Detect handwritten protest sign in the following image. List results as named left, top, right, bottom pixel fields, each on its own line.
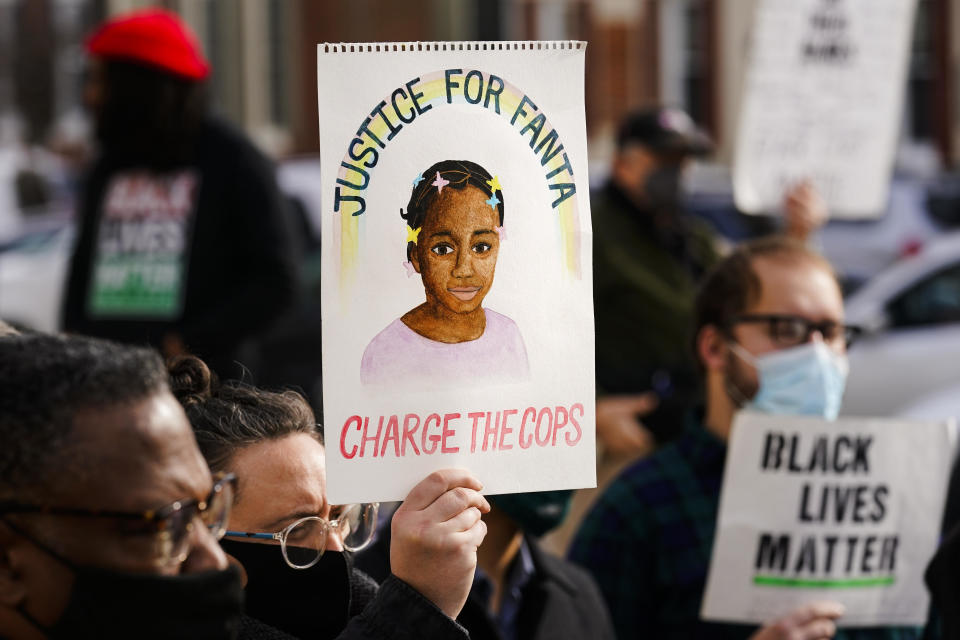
left=317, top=42, right=595, bottom=504
left=733, top=0, right=917, bottom=219
left=702, top=412, right=955, bottom=626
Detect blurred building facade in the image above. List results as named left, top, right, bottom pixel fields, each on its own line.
left=2, top=0, right=958, bottom=173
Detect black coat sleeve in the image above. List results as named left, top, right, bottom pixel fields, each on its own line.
left=337, top=575, right=468, bottom=640
left=177, top=139, right=299, bottom=356
left=61, top=164, right=107, bottom=334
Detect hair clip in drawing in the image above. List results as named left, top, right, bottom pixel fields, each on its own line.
left=432, top=171, right=450, bottom=193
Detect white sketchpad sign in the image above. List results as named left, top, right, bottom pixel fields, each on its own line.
left=702, top=412, right=954, bottom=627
left=733, top=0, right=917, bottom=219
left=317, top=41, right=595, bottom=504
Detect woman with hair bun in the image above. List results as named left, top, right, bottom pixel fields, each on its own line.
left=168, top=355, right=490, bottom=640
left=361, top=159, right=529, bottom=388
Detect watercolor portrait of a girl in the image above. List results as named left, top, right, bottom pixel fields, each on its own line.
left=360, top=159, right=529, bottom=387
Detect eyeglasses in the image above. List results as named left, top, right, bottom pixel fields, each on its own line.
left=729, top=314, right=862, bottom=348
left=0, top=473, right=236, bottom=567
left=225, top=502, right=379, bottom=569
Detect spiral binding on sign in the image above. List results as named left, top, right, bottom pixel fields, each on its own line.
left=320, top=41, right=586, bottom=54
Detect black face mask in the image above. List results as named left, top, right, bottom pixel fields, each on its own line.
left=221, top=539, right=353, bottom=640
left=6, top=518, right=244, bottom=640
left=644, top=165, right=683, bottom=213
left=45, top=565, right=245, bottom=640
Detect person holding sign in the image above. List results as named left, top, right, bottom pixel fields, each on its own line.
left=169, top=355, right=487, bottom=640
left=592, top=108, right=828, bottom=454
left=361, top=160, right=529, bottom=388
left=570, top=237, right=917, bottom=639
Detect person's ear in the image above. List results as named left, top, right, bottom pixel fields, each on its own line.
left=697, top=325, right=728, bottom=373
left=0, top=522, right=27, bottom=607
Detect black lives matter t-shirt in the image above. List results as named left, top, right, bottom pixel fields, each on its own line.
left=63, top=117, right=297, bottom=370
left=88, top=171, right=199, bottom=318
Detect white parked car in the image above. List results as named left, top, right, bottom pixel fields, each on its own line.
left=0, top=219, right=73, bottom=332
left=843, top=232, right=960, bottom=418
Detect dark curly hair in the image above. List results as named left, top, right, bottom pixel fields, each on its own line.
left=168, top=355, right=320, bottom=475
left=401, top=159, right=504, bottom=261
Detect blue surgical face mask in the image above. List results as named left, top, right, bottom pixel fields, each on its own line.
left=729, top=341, right=849, bottom=420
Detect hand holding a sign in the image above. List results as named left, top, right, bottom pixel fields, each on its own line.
left=390, top=469, right=491, bottom=619
left=749, top=601, right=845, bottom=640
left=596, top=393, right=658, bottom=458
left=783, top=181, right=828, bottom=243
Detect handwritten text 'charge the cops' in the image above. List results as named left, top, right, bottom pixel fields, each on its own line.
left=339, top=404, right=585, bottom=459
left=334, top=69, right=577, bottom=217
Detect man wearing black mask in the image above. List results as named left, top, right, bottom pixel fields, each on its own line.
left=592, top=107, right=827, bottom=456
left=63, top=8, right=297, bottom=382
left=0, top=333, right=244, bottom=639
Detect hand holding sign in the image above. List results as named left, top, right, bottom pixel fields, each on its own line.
left=596, top=393, right=658, bottom=458
left=732, top=0, right=919, bottom=218
left=390, top=469, right=490, bottom=619
left=749, top=601, right=845, bottom=640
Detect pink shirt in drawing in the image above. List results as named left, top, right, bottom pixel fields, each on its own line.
left=361, top=308, right=529, bottom=388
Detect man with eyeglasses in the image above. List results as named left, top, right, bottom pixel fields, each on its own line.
left=0, top=332, right=242, bottom=638
left=0, top=334, right=487, bottom=640
left=570, top=237, right=919, bottom=639
left=593, top=108, right=829, bottom=457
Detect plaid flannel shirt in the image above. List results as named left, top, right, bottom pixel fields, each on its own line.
left=568, top=417, right=922, bottom=640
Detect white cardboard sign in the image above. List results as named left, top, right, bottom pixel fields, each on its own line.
left=702, top=412, right=954, bottom=627
left=317, top=42, right=595, bottom=504
left=733, top=0, right=917, bottom=219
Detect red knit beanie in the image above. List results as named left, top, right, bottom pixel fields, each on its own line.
left=86, top=8, right=210, bottom=80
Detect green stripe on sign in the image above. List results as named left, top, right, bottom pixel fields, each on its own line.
left=754, top=576, right=895, bottom=589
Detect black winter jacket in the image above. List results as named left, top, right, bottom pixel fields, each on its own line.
left=239, top=575, right=468, bottom=640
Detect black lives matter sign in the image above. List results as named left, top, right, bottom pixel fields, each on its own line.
left=755, top=432, right=897, bottom=586
left=702, top=413, right=953, bottom=627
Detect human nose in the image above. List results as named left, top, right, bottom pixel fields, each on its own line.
left=451, top=247, right=473, bottom=278
left=179, top=517, right=229, bottom=574
left=326, top=525, right=345, bottom=553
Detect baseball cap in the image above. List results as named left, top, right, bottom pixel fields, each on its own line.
left=86, top=8, right=210, bottom=81
left=617, top=106, right=713, bottom=156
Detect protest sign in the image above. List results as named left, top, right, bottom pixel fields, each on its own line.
left=733, top=0, right=917, bottom=219
left=701, top=412, right=955, bottom=626
left=317, top=42, right=595, bottom=504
